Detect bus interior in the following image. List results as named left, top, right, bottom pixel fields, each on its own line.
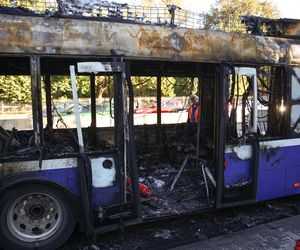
left=0, top=56, right=292, bottom=221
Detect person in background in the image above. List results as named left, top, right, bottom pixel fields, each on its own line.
left=188, top=94, right=199, bottom=123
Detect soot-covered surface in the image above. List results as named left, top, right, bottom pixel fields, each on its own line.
left=59, top=196, right=300, bottom=250
left=139, top=162, right=213, bottom=218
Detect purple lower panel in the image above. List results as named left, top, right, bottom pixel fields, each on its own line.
left=285, top=166, right=300, bottom=196
left=36, top=168, right=120, bottom=207
left=92, top=186, right=120, bottom=207
left=224, top=153, right=251, bottom=186
left=257, top=144, right=300, bottom=202
left=256, top=168, right=285, bottom=202
left=259, top=146, right=300, bottom=171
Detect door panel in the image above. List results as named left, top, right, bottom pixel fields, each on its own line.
left=216, top=65, right=259, bottom=208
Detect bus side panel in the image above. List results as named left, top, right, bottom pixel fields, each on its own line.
left=256, top=168, right=285, bottom=201
left=285, top=166, right=300, bottom=196
left=41, top=168, right=120, bottom=206
left=2, top=157, right=120, bottom=207
left=256, top=143, right=300, bottom=202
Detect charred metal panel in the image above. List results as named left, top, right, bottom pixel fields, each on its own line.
left=1, top=156, right=117, bottom=188
left=0, top=14, right=296, bottom=64
left=257, top=138, right=300, bottom=201
left=242, top=16, right=300, bottom=40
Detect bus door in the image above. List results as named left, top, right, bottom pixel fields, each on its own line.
left=70, top=61, right=141, bottom=233
left=216, top=65, right=259, bottom=208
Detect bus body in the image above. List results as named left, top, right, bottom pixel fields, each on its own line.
left=0, top=4, right=300, bottom=250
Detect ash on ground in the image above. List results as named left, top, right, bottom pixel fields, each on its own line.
left=138, top=162, right=213, bottom=218
left=60, top=197, right=299, bottom=250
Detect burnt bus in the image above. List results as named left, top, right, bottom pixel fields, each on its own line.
left=0, top=3, right=300, bottom=250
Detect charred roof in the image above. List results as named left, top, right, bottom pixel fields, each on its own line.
left=0, top=2, right=299, bottom=66
left=241, top=16, right=300, bottom=39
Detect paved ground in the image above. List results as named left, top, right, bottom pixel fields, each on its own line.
left=172, top=214, right=300, bottom=250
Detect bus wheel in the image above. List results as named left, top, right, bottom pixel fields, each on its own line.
left=0, top=183, right=76, bottom=250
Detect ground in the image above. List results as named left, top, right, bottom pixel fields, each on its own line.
left=59, top=196, right=300, bottom=250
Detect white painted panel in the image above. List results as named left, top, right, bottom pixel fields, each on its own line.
left=225, top=145, right=252, bottom=159
left=90, top=157, right=116, bottom=188
left=232, top=145, right=252, bottom=160
left=226, top=138, right=300, bottom=154
left=234, top=67, right=256, bottom=77
left=260, top=138, right=300, bottom=148
left=2, top=158, right=77, bottom=175
left=77, top=62, right=112, bottom=73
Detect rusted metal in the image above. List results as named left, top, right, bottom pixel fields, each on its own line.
left=44, top=75, right=53, bottom=128
left=156, top=76, right=162, bottom=144
left=156, top=76, right=162, bottom=125
left=30, top=55, right=43, bottom=146
left=90, top=74, right=96, bottom=128
left=0, top=14, right=299, bottom=65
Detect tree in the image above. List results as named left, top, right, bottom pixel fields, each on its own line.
left=204, top=0, right=279, bottom=32
left=49, top=76, right=90, bottom=100
left=0, top=76, right=31, bottom=103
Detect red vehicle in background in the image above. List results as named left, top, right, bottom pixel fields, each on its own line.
left=134, top=100, right=182, bottom=114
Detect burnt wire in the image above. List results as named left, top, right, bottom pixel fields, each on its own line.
left=52, top=101, right=82, bottom=148
left=241, top=76, right=252, bottom=114
left=52, top=102, right=68, bottom=129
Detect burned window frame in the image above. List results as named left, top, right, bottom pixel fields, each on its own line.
left=288, top=67, right=300, bottom=136
left=225, top=63, right=287, bottom=143
left=0, top=56, right=127, bottom=159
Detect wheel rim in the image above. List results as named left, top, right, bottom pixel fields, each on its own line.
left=7, top=192, right=63, bottom=243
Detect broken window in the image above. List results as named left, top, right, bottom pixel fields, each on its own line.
left=0, top=75, right=33, bottom=131
left=45, top=75, right=93, bottom=129
left=0, top=75, right=33, bottom=156
left=227, top=65, right=285, bottom=141
left=37, top=59, right=121, bottom=155
left=132, top=76, right=197, bottom=126
left=132, top=76, right=158, bottom=125
left=160, top=77, right=196, bottom=125
left=291, top=68, right=300, bottom=100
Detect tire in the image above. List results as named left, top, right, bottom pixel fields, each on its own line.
left=0, top=183, right=76, bottom=250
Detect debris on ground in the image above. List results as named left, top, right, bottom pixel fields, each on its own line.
left=154, top=229, right=173, bottom=240
left=60, top=197, right=299, bottom=250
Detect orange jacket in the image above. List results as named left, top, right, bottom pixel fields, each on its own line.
left=188, top=105, right=199, bottom=123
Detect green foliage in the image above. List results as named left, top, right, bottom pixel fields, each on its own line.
left=0, top=0, right=57, bottom=12
left=132, top=77, right=157, bottom=97
left=0, top=76, right=31, bottom=103
left=50, top=76, right=90, bottom=99
left=0, top=0, right=10, bottom=6
left=173, top=77, right=198, bottom=96
left=132, top=76, right=196, bottom=97
left=0, top=74, right=199, bottom=104
left=205, top=0, right=279, bottom=32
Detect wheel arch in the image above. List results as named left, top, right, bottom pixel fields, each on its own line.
left=0, top=173, right=80, bottom=221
